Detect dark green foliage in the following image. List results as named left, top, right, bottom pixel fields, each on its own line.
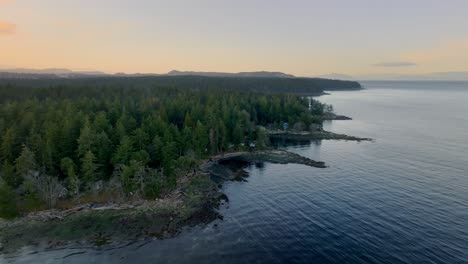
left=256, top=127, right=269, bottom=149
left=112, top=136, right=134, bottom=165
left=81, top=151, right=98, bottom=183
left=0, top=76, right=361, bottom=102
left=0, top=182, right=18, bottom=218
left=61, top=157, right=79, bottom=197
left=14, top=145, right=36, bottom=182
left=119, top=160, right=144, bottom=194
left=0, top=81, right=328, bottom=211
left=1, top=126, right=18, bottom=163
left=21, top=190, right=43, bottom=212
left=1, top=160, right=17, bottom=187
left=143, top=180, right=162, bottom=199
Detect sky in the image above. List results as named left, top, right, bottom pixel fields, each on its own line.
left=1, top=0, right=468, bottom=76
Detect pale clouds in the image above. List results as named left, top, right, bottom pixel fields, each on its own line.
left=402, top=38, right=468, bottom=62
left=0, top=0, right=15, bottom=35
left=374, top=62, right=417, bottom=67
left=401, top=38, right=468, bottom=71
left=0, top=20, right=15, bottom=35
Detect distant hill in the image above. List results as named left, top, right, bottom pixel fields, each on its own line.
left=1, top=68, right=74, bottom=75
left=0, top=68, right=362, bottom=94
left=1, top=68, right=295, bottom=79
left=167, top=70, right=295, bottom=78
left=0, top=75, right=362, bottom=96
left=316, top=73, right=354, bottom=80
left=0, top=72, right=58, bottom=79
left=0, top=68, right=107, bottom=78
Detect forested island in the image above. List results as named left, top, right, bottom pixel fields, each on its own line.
left=0, top=76, right=366, bottom=251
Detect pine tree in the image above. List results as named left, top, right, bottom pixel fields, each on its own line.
left=94, top=132, right=112, bottom=178
left=150, top=135, right=163, bottom=166
left=161, top=142, right=177, bottom=177
left=183, top=112, right=193, bottom=128
left=61, top=157, right=79, bottom=197
left=132, top=128, right=149, bottom=151
left=81, top=151, right=98, bottom=183
left=0, top=126, right=17, bottom=163
left=77, top=118, right=95, bottom=159
left=1, top=160, right=17, bottom=187
left=14, top=145, right=37, bottom=180
left=93, top=111, right=111, bottom=133
left=232, top=123, right=244, bottom=145
left=0, top=182, right=18, bottom=218
left=194, top=121, right=208, bottom=155
left=256, top=127, right=268, bottom=149
left=112, top=136, right=134, bottom=165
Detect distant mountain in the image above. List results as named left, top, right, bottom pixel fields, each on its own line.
left=2, top=68, right=74, bottom=75
left=2, top=68, right=467, bottom=81
left=0, top=68, right=107, bottom=78
left=0, top=72, right=58, bottom=79
left=316, top=73, right=354, bottom=80
left=167, top=70, right=295, bottom=78
left=0, top=68, right=296, bottom=79
left=114, top=72, right=161, bottom=77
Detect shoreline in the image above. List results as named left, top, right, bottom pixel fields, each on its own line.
left=0, top=130, right=371, bottom=254
left=268, top=130, right=372, bottom=142
left=0, top=149, right=327, bottom=253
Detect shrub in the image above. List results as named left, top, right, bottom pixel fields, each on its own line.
left=0, top=183, right=18, bottom=219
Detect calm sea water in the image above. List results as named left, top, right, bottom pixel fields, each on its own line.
left=4, top=81, right=468, bottom=264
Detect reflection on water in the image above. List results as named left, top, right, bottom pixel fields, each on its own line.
left=3, top=81, right=468, bottom=264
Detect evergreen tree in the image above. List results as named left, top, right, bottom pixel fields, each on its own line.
left=94, top=132, right=112, bottom=178
left=14, top=145, right=37, bottom=181
left=256, top=127, right=268, bottom=149
left=149, top=135, right=163, bottom=166
left=61, top=157, right=79, bottom=197
left=1, top=126, right=18, bottom=163
left=81, top=151, right=98, bottom=183
left=77, top=118, right=95, bottom=158
left=183, top=112, right=193, bottom=128
left=1, top=160, right=17, bottom=187
left=161, top=142, right=177, bottom=177
left=232, top=124, right=244, bottom=145
left=132, top=128, right=149, bottom=151
left=0, top=182, right=18, bottom=218
left=112, top=136, right=134, bottom=165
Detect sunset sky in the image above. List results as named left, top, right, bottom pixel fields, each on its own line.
left=1, top=0, right=468, bottom=76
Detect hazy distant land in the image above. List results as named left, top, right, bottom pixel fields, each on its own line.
left=0, top=70, right=362, bottom=96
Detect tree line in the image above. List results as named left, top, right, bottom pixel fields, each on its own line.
left=0, top=75, right=362, bottom=102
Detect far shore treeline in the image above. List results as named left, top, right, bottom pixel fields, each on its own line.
left=0, top=75, right=361, bottom=100
left=0, top=76, right=357, bottom=218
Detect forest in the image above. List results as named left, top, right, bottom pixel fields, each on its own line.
left=0, top=75, right=362, bottom=100
left=0, top=81, right=331, bottom=218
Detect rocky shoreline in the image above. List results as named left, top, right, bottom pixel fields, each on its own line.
left=322, top=114, right=353, bottom=120
left=0, top=149, right=327, bottom=253
left=0, top=124, right=372, bottom=254
left=268, top=130, right=372, bottom=142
